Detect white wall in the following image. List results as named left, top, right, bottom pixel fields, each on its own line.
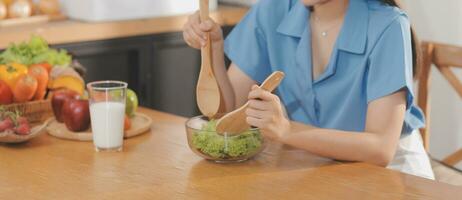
left=402, top=0, right=462, bottom=169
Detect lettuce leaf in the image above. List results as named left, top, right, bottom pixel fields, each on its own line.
left=191, top=120, right=263, bottom=159
left=0, top=36, right=71, bottom=66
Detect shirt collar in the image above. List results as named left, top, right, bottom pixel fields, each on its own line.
left=277, top=0, right=369, bottom=54
left=276, top=0, right=308, bottom=38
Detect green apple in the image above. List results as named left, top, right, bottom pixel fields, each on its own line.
left=125, top=89, right=138, bottom=117
left=81, top=90, right=89, bottom=100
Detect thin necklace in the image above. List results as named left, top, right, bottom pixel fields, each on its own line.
left=312, top=15, right=344, bottom=37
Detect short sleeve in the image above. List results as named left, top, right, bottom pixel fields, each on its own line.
left=224, top=3, right=271, bottom=83
left=367, top=16, right=414, bottom=109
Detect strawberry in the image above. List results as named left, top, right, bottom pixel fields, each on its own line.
left=0, top=107, right=31, bottom=135
left=14, top=123, right=31, bottom=135
left=16, top=117, right=28, bottom=125
left=0, top=118, right=14, bottom=132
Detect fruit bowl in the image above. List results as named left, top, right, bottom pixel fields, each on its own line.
left=185, top=115, right=266, bottom=163
left=3, top=100, right=53, bottom=124
left=0, top=119, right=49, bottom=143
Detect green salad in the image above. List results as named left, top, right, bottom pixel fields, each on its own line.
left=0, top=35, right=71, bottom=66
left=191, top=120, right=263, bottom=159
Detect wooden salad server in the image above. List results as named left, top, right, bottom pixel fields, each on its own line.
left=216, top=71, right=285, bottom=136
left=196, top=0, right=221, bottom=119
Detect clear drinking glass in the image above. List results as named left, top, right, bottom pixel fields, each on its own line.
left=87, top=81, right=127, bottom=152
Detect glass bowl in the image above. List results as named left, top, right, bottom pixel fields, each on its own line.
left=185, top=115, right=266, bottom=163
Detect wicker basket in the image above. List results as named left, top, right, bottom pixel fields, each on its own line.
left=3, top=100, right=53, bottom=124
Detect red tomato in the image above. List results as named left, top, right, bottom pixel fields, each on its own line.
left=0, top=80, right=13, bottom=105
left=124, top=115, right=131, bottom=131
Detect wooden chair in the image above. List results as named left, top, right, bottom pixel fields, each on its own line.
left=418, top=42, right=462, bottom=185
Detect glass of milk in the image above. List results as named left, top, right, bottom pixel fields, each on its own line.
left=87, top=80, right=127, bottom=152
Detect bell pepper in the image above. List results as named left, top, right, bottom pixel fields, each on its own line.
left=0, top=63, right=28, bottom=89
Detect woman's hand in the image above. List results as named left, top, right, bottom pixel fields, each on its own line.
left=182, top=11, right=224, bottom=49
left=245, top=85, right=291, bottom=141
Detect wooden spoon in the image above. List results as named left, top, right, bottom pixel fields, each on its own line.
left=196, top=0, right=221, bottom=119
left=216, top=71, right=285, bottom=135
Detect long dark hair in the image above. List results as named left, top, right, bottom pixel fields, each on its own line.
left=380, top=0, right=421, bottom=78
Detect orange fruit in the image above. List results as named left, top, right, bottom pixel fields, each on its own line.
left=13, top=74, right=38, bottom=103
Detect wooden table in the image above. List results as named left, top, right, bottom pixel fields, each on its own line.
left=0, top=108, right=460, bottom=199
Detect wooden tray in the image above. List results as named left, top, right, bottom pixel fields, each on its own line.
left=0, top=118, right=50, bottom=143
left=0, top=14, right=67, bottom=27
left=46, top=113, right=152, bottom=141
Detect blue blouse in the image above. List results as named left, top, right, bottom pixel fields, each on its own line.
left=224, top=0, right=425, bottom=134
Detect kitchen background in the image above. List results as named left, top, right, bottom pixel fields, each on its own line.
left=402, top=0, right=462, bottom=170
left=0, top=0, right=460, bottom=169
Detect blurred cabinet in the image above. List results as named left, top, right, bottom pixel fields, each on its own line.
left=54, top=37, right=152, bottom=107
left=150, top=33, right=201, bottom=117
left=52, top=26, right=233, bottom=117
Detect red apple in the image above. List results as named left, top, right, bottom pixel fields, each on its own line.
left=62, top=99, right=90, bottom=132
left=51, top=89, right=80, bottom=122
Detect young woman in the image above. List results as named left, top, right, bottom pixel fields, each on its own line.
left=183, top=0, right=434, bottom=179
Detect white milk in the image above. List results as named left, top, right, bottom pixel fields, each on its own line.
left=90, top=102, right=126, bottom=150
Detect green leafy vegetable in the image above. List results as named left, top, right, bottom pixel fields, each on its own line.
left=0, top=35, right=71, bottom=66
left=191, top=120, right=263, bottom=159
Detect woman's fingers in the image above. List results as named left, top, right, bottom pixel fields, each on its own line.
left=200, top=20, right=217, bottom=32
left=200, top=19, right=223, bottom=42
left=190, top=13, right=207, bottom=40
left=183, top=29, right=201, bottom=49
left=183, top=12, right=207, bottom=48
left=187, top=27, right=206, bottom=46
left=248, top=99, right=269, bottom=111
left=245, top=107, right=271, bottom=119
left=248, top=87, right=278, bottom=102
left=246, top=116, right=264, bottom=128
left=183, top=11, right=223, bottom=47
